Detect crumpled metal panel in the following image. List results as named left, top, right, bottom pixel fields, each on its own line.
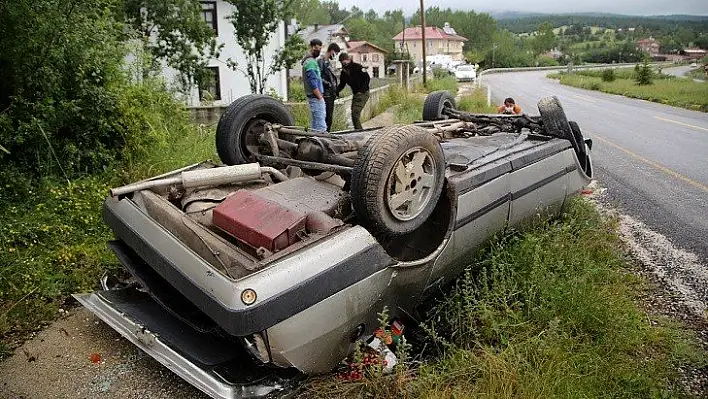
left=213, top=190, right=307, bottom=252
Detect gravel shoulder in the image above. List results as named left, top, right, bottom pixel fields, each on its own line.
left=0, top=308, right=205, bottom=399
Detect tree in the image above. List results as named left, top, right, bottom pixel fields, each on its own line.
left=121, top=0, right=220, bottom=90
left=322, top=1, right=349, bottom=24
left=288, top=0, right=330, bottom=26
left=226, top=0, right=306, bottom=94
left=634, top=57, right=654, bottom=85
left=532, top=22, right=556, bottom=55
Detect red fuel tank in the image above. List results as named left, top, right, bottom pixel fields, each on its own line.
left=212, top=190, right=306, bottom=252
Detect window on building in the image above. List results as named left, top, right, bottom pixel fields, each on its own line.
left=199, top=67, right=221, bottom=101
left=372, top=67, right=379, bottom=77
left=362, top=54, right=368, bottom=62
left=201, top=2, right=217, bottom=35
left=372, top=53, right=379, bottom=62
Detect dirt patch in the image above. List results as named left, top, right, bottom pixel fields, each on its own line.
left=0, top=307, right=205, bottom=399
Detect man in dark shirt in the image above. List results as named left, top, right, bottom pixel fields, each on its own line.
left=337, top=53, right=371, bottom=130
left=318, top=43, right=340, bottom=132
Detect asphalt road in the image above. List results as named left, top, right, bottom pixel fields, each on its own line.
left=481, top=71, right=708, bottom=263
left=663, top=65, right=705, bottom=82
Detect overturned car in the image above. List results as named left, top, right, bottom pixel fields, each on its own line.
left=75, top=91, right=593, bottom=398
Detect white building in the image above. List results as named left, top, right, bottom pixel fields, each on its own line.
left=158, top=1, right=289, bottom=105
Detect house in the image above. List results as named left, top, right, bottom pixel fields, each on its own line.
left=392, top=23, right=468, bottom=64
left=682, top=48, right=707, bottom=60
left=158, top=1, right=289, bottom=105
left=289, top=24, right=350, bottom=78
left=344, top=41, right=388, bottom=79
left=637, top=37, right=660, bottom=55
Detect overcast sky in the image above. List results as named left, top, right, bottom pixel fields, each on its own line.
left=336, top=0, right=708, bottom=16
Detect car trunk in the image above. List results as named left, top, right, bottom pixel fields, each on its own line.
left=120, top=163, right=353, bottom=280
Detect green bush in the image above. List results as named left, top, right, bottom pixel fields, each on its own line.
left=535, top=55, right=559, bottom=67
left=457, top=89, right=497, bottom=113
left=0, top=0, right=130, bottom=180
left=601, top=68, right=616, bottom=82
left=288, top=79, right=307, bottom=102
left=634, top=62, right=654, bottom=86
left=432, top=67, right=451, bottom=79
left=425, top=76, right=459, bottom=95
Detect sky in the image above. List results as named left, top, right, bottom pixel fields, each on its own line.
left=335, top=0, right=708, bottom=17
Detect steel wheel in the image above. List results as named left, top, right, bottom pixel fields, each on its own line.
left=386, top=147, right=438, bottom=221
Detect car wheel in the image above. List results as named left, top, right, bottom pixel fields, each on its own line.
left=538, top=96, right=583, bottom=167
left=351, top=125, right=446, bottom=239
left=422, top=90, right=456, bottom=121
left=568, top=121, right=590, bottom=174
left=216, top=95, right=295, bottom=165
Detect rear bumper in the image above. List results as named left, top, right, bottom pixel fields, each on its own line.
left=103, top=197, right=393, bottom=337
left=73, top=289, right=303, bottom=399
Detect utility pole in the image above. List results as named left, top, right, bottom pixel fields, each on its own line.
left=420, top=0, right=427, bottom=88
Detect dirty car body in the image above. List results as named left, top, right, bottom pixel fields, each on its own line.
left=75, top=92, right=594, bottom=398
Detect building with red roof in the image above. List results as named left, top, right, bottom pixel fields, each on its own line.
left=345, top=41, right=388, bottom=78
left=392, top=23, right=468, bottom=63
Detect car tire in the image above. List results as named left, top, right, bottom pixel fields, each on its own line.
left=422, top=90, right=456, bottom=121
left=216, top=95, right=295, bottom=165
left=568, top=121, right=589, bottom=174
left=351, top=125, right=446, bottom=239
left=537, top=96, right=583, bottom=166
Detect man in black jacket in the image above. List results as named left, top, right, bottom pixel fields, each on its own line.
left=337, top=53, right=370, bottom=130
left=318, top=43, right=340, bottom=132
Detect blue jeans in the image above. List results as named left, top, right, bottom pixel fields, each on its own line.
left=307, top=97, right=327, bottom=132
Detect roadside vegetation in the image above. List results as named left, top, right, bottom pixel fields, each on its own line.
left=549, top=68, right=708, bottom=112
left=301, top=198, right=706, bottom=398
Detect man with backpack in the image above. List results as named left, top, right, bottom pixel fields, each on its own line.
left=318, top=43, right=340, bottom=132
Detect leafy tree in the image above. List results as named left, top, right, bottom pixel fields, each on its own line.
left=121, top=0, right=220, bottom=90
left=322, top=1, right=349, bottom=24
left=695, top=35, right=708, bottom=49
left=410, top=7, right=497, bottom=53
left=485, top=30, right=534, bottom=68
left=226, top=0, right=306, bottom=94
left=532, top=22, right=557, bottom=54
left=288, top=0, right=330, bottom=26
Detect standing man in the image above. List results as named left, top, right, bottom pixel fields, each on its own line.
left=301, top=39, right=326, bottom=132
left=318, top=43, right=340, bottom=132
left=337, top=53, right=370, bottom=130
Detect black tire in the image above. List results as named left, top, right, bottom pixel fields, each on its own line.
left=537, top=96, right=582, bottom=165
left=216, top=95, right=295, bottom=165
left=569, top=121, right=589, bottom=173
left=422, top=90, right=456, bottom=121
left=351, top=125, right=446, bottom=239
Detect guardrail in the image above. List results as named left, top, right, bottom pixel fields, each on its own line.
left=476, top=61, right=677, bottom=105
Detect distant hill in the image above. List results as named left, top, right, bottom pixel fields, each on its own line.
left=494, top=12, right=708, bottom=33
left=489, top=11, right=708, bottom=21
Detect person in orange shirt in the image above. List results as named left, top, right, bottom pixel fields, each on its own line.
left=497, top=97, right=522, bottom=114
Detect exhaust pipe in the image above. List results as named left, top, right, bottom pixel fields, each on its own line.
left=110, top=163, right=288, bottom=197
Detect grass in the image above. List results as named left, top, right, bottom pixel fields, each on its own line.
left=687, top=68, right=707, bottom=81
left=299, top=198, right=706, bottom=398
left=548, top=69, right=708, bottom=112
left=0, top=110, right=217, bottom=355
left=458, top=88, right=498, bottom=113
left=371, top=76, right=462, bottom=125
